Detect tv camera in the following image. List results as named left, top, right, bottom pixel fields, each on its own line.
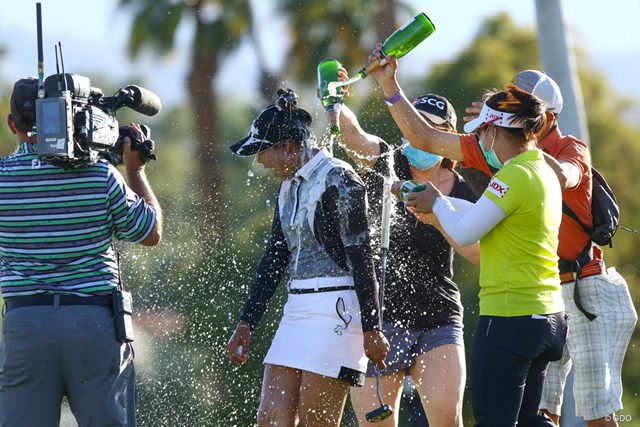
left=33, top=3, right=161, bottom=168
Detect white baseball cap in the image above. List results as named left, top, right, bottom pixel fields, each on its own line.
left=511, top=70, right=563, bottom=114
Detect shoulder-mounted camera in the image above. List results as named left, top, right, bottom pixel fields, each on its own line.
left=35, top=72, right=160, bottom=168
left=32, top=3, right=161, bottom=168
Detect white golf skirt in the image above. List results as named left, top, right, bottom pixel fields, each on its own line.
left=264, top=276, right=367, bottom=386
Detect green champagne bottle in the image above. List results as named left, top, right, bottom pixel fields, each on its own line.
left=358, top=12, right=436, bottom=79
left=317, top=59, right=343, bottom=136
left=318, top=59, right=344, bottom=108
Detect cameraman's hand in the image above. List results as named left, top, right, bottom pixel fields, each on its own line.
left=228, top=321, right=251, bottom=364
left=123, top=123, right=147, bottom=172
left=121, top=122, right=163, bottom=246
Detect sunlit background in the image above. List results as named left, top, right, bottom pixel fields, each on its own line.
left=0, top=1, right=639, bottom=426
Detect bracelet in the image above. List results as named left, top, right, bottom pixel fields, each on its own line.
left=384, top=89, right=404, bottom=106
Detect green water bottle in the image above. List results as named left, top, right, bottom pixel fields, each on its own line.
left=359, top=12, right=436, bottom=79
left=399, top=180, right=427, bottom=203
left=317, top=59, right=343, bottom=136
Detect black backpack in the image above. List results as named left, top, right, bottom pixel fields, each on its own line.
left=560, top=167, right=640, bottom=321
left=562, top=167, right=637, bottom=266
left=563, top=168, right=617, bottom=246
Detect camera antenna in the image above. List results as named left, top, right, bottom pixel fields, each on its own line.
left=55, top=42, right=68, bottom=92
left=36, top=2, right=45, bottom=99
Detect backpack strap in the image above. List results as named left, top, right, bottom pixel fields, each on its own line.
left=562, top=201, right=592, bottom=236
left=573, top=262, right=597, bottom=321
left=558, top=210, right=598, bottom=322
left=559, top=246, right=598, bottom=322
left=561, top=201, right=598, bottom=269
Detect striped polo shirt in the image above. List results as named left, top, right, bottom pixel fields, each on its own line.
left=0, top=143, right=157, bottom=298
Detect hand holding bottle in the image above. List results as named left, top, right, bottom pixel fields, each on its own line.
left=336, top=67, right=356, bottom=99
left=317, top=59, right=344, bottom=108
left=405, top=181, right=443, bottom=215
left=317, top=59, right=345, bottom=138
left=358, top=12, right=435, bottom=79
left=369, top=44, right=400, bottom=90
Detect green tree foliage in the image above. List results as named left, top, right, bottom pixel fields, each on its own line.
left=274, top=0, right=418, bottom=88
left=118, top=0, right=254, bottom=239
left=0, top=47, right=18, bottom=156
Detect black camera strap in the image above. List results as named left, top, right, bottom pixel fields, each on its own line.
left=112, top=245, right=134, bottom=343
left=115, top=249, right=123, bottom=292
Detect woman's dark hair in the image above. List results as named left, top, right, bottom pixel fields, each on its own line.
left=485, top=84, right=547, bottom=142
left=441, top=158, right=456, bottom=171
left=268, top=88, right=314, bottom=148
left=275, top=88, right=313, bottom=128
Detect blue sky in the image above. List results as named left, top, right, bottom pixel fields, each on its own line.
left=1, top=0, right=639, bottom=107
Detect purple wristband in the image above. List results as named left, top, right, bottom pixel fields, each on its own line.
left=384, top=89, right=404, bottom=106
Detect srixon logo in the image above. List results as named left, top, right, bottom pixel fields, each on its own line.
left=488, top=178, right=509, bottom=198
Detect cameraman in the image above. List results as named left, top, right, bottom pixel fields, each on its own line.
left=0, top=77, right=162, bottom=426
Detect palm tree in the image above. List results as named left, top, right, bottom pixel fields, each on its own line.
left=118, top=0, right=253, bottom=237
left=274, top=0, right=412, bottom=87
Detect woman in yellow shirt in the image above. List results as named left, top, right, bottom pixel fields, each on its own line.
left=398, top=85, right=567, bottom=427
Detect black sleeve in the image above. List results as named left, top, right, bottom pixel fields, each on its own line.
left=239, top=202, right=290, bottom=330
left=450, top=170, right=480, bottom=203
left=345, top=244, right=380, bottom=332
left=455, top=153, right=499, bottom=199
left=328, top=168, right=381, bottom=332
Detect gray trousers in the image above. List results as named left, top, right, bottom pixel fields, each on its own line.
left=0, top=304, right=136, bottom=427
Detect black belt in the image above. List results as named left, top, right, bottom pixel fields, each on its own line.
left=4, top=294, right=112, bottom=312
left=289, top=285, right=354, bottom=295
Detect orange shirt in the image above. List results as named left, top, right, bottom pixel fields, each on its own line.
left=459, top=128, right=603, bottom=266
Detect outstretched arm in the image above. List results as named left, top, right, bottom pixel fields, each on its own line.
left=338, top=104, right=384, bottom=169
left=368, top=45, right=464, bottom=161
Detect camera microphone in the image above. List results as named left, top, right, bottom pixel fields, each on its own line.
left=120, top=85, right=162, bottom=116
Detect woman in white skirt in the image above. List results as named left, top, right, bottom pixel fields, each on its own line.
left=227, top=88, right=389, bottom=427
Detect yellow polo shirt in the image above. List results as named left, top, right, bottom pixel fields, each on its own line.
left=479, top=149, right=564, bottom=316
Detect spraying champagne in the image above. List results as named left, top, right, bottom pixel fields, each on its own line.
left=365, top=174, right=394, bottom=424
left=328, top=12, right=435, bottom=94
